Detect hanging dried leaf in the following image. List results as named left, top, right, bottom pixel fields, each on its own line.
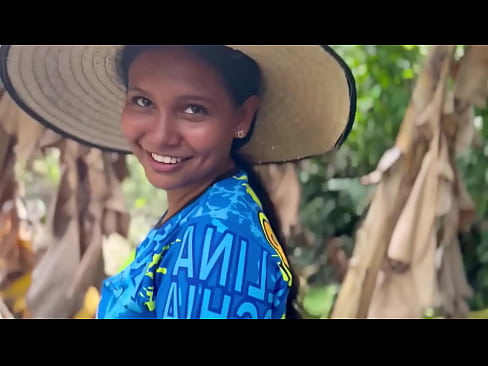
left=0, top=87, right=130, bottom=318
left=331, top=160, right=409, bottom=318
left=26, top=137, right=130, bottom=318
left=0, top=298, right=14, bottom=319
left=255, top=162, right=301, bottom=238
left=368, top=45, right=480, bottom=318
left=0, top=90, right=36, bottom=317
left=387, top=151, right=433, bottom=268
left=331, top=45, right=472, bottom=319
left=360, top=147, right=402, bottom=185
left=454, top=45, right=488, bottom=108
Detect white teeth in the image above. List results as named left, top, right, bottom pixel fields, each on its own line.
left=151, top=153, right=183, bottom=164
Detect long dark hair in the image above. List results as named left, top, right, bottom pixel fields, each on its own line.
left=117, top=45, right=301, bottom=319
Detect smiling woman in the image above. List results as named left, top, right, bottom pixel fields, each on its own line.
left=0, top=44, right=356, bottom=319
left=118, top=46, right=259, bottom=210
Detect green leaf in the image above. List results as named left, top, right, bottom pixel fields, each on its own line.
left=135, top=198, right=146, bottom=209
left=302, top=285, right=339, bottom=318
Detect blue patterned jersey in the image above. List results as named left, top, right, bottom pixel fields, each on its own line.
left=96, top=170, right=292, bottom=319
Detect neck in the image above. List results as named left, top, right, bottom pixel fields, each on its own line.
left=163, top=158, right=237, bottom=223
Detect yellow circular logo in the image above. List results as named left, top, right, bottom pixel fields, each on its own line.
left=258, top=212, right=289, bottom=268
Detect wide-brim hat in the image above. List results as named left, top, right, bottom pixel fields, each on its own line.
left=0, top=45, right=356, bottom=164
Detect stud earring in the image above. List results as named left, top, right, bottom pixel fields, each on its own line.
left=237, top=130, right=245, bottom=139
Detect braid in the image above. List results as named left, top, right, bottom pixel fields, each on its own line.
left=232, top=152, right=301, bottom=319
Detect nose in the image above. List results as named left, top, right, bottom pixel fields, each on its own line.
left=148, top=111, right=180, bottom=147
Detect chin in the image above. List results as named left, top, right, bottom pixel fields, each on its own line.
left=145, top=173, right=178, bottom=191
left=144, top=169, right=196, bottom=192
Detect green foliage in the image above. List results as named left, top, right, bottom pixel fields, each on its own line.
left=16, top=148, right=61, bottom=198
left=302, top=284, right=339, bottom=319
left=338, top=45, right=426, bottom=176
left=458, top=109, right=488, bottom=219
left=459, top=107, right=488, bottom=310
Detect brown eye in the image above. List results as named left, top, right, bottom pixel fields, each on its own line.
left=184, top=105, right=208, bottom=115
left=132, top=96, right=153, bottom=108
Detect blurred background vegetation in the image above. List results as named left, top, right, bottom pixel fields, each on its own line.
left=14, top=45, right=488, bottom=318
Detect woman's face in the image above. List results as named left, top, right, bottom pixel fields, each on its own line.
left=121, top=47, right=259, bottom=193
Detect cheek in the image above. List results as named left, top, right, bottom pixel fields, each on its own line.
left=187, top=124, right=235, bottom=155
left=120, top=109, right=143, bottom=143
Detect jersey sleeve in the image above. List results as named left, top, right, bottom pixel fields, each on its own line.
left=152, top=217, right=290, bottom=319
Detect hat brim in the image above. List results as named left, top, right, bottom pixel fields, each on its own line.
left=0, top=45, right=356, bottom=164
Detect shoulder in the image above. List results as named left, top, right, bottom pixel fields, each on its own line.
left=171, top=172, right=293, bottom=286
left=178, top=170, right=292, bottom=278
left=186, top=170, right=267, bottom=244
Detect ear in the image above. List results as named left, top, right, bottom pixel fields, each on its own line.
left=234, top=95, right=261, bottom=138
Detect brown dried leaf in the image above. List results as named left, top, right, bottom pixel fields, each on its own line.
left=336, top=46, right=457, bottom=319
left=27, top=142, right=83, bottom=317
left=13, top=110, right=46, bottom=164
left=111, top=153, right=130, bottom=182
left=436, top=180, right=453, bottom=219
left=256, top=163, right=301, bottom=238
left=438, top=235, right=473, bottom=318
left=395, top=104, right=418, bottom=154
left=448, top=237, right=473, bottom=299
left=454, top=299, right=471, bottom=318
left=26, top=218, right=82, bottom=318
left=331, top=163, right=408, bottom=318
left=387, top=151, right=432, bottom=266
left=443, top=89, right=455, bottom=115
left=455, top=166, right=476, bottom=233
left=360, top=147, right=403, bottom=185
left=0, top=91, right=47, bottom=164
left=0, top=92, right=20, bottom=137
left=0, top=129, right=15, bottom=169
left=0, top=147, right=16, bottom=205
left=412, top=228, right=439, bottom=310
left=454, top=105, right=475, bottom=156
left=329, top=252, right=367, bottom=318
left=377, top=147, right=402, bottom=173
left=439, top=198, right=459, bottom=248
left=0, top=298, right=14, bottom=319
left=68, top=220, right=104, bottom=299
left=438, top=246, right=457, bottom=316
left=437, top=135, right=455, bottom=182
left=27, top=141, right=130, bottom=318
left=0, top=204, right=20, bottom=283
left=436, top=136, right=455, bottom=217
left=360, top=170, right=383, bottom=186
left=454, top=45, right=488, bottom=108
left=367, top=264, right=420, bottom=318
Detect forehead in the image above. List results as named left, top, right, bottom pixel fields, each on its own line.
left=128, top=47, right=227, bottom=93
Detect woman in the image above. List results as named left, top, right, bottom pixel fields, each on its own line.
left=0, top=45, right=356, bottom=319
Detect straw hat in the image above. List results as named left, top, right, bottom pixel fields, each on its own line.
left=0, top=45, right=356, bottom=164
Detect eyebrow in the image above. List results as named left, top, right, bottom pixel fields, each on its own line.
left=127, top=86, right=151, bottom=95
left=177, top=95, right=216, bottom=106
left=127, top=87, right=216, bottom=106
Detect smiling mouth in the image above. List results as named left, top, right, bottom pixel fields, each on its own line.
left=149, top=152, right=190, bottom=165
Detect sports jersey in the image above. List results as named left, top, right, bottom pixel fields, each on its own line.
left=97, top=170, right=292, bottom=319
